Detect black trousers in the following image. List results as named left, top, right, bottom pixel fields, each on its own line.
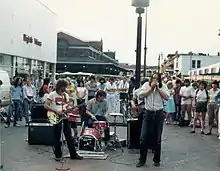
left=53, top=119, right=77, bottom=158
left=139, top=109, right=164, bottom=163
left=88, top=115, right=110, bottom=142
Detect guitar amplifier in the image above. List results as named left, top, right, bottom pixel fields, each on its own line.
left=28, top=122, right=55, bottom=145
left=31, top=103, right=48, bottom=122
left=127, top=118, right=141, bottom=149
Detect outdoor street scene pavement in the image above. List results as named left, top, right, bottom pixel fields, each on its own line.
left=1, top=123, right=220, bottom=171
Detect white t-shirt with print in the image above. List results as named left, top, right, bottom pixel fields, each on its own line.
left=179, top=86, right=194, bottom=105
left=47, top=91, right=69, bottom=112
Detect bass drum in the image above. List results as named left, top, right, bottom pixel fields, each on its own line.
left=79, top=128, right=102, bottom=151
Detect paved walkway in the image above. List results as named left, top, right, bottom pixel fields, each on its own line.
left=1, top=123, right=220, bottom=171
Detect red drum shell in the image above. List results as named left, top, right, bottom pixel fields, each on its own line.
left=80, top=128, right=101, bottom=140
left=93, top=121, right=107, bottom=131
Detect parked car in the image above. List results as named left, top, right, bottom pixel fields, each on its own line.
left=0, top=70, right=11, bottom=106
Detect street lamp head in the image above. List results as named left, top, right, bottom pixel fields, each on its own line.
left=132, top=0, right=149, bottom=7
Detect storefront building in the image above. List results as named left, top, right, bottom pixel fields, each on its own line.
left=0, top=0, right=57, bottom=78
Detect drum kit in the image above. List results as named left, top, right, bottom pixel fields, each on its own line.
left=78, top=113, right=124, bottom=156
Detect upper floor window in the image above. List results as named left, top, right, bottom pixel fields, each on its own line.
left=192, top=60, right=196, bottom=68
left=197, top=60, right=201, bottom=68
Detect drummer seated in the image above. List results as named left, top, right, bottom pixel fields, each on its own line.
left=86, top=90, right=110, bottom=144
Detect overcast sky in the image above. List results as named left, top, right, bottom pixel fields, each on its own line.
left=41, top=0, right=220, bottom=65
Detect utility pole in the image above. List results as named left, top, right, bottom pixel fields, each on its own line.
left=143, top=8, right=147, bottom=78
left=158, top=54, right=160, bottom=73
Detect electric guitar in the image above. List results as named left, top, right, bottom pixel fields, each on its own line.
left=47, top=103, right=85, bottom=125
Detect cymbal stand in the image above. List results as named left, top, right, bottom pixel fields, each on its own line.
left=56, top=95, right=70, bottom=171
left=111, top=115, right=123, bottom=153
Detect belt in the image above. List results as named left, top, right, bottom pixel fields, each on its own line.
left=146, top=109, right=163, bottom=113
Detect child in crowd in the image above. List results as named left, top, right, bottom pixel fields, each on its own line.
left=164, top=81, right=176, bottom=124
left=67, top=97, right=79, bottom=140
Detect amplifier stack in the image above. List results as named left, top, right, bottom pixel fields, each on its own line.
left=28, top=103, right=55, bottom=145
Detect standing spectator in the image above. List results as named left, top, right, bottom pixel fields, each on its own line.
left=164, top=81, right=176, bottom=124
left=5, top=77, right=22, bottom=127
left=23, top=78, right=36, bottom=126
left=206, top=81, right=219, bottom=135
left=87, top=76, right=98, bottom=100
left=173, top=79, right=182, bottom=124
left=66, top=77, right=75, bottom=98
left=191, top=81, right=209, bottom=134
left=179, top=79, right=194, bottom=125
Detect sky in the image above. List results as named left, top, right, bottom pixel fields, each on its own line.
left=41, top=0, right=220, bottom=66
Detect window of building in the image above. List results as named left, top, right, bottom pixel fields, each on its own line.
left=192, top=60, right=196, bottom=68
left=197, top=60, right=201, bottom=68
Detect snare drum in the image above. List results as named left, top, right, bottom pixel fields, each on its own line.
left=80, top=128, right=101, bottom=140
left=93, top=121, right=108, bottom=132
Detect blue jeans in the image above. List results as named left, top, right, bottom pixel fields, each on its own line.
left=6, top=100, right=20, bottom=125
left=23, top=99, right=31, bottom=123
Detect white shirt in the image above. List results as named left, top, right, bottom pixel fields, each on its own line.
left=196, top=89, right=208, bottom=102
left=106, top=82, right=117, bottom=94
left=118, top=80, right=129, bottom=93
left=47, top=91, right=69, bottom=112
left=133, top=88, right=143, bottom=105
left=179, top=86, right=194, bottom=105
left=76, top=87, right=87, bottom=99
left=140, top=82, right=169, bottom=111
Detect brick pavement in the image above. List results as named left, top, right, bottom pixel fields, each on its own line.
left=0, top=123, right=220, bottom=171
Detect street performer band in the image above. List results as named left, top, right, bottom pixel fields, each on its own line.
left=44, top=76, right=168, bottom=167
left=44, top=79, right=110, bottom=161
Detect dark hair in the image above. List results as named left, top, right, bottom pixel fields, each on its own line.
left=0, top=80, right=2, bottom=86
left=176, top=79, right=182, bottom=84
left=14, top=77, right=22, bottom=88
left=55, top=79, right=68, bottom=92
left=90, top=76, right=96, bottom=80
left=99, top=77, right=106, bottom=83
left=199, top=80, right=207, bottom=89
left=96, top=90, right=106, bottom=98
left=43, top=78, right=50, bottom=86
left=109, top=77, right=114, bottom=82
left=149, top=73, right=162, bottom=88
left=184, top=79, right=190, bottom=84
left=212, top=80, right=218, bottom=85
left=77, top=79, right=84, bottom=87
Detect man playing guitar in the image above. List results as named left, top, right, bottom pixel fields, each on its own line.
left=44, top=79, right=83, bottom=161
left=86, top=90, right=110, bottom=145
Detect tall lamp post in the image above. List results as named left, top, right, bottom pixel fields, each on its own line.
left=143, top=8, right=148, bottom=78
left=132, top=0, right=149, bottom=88
left=158, top=54, right=160, bottom=73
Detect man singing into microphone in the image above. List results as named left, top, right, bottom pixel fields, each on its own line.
left=136, top=73, right=169, bottom=167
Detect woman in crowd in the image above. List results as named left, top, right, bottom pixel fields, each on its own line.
left=173, top=79, right=182, bottom=124
left=191, top=81, right=209, bottom=134
left=164, top=81, right=176, bottom=124
left=5, top=77, right=23, bottom=127
left=23, top=77, right=36, bottom=126
left=76, top=79, right=87, bottom=125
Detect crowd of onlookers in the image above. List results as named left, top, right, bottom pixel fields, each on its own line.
left=163, top=76, right=220, bottom=139
left=3, top=73, right=220, bottom=140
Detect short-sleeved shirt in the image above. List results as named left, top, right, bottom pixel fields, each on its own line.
left=179, top=86, right=194, bottom=105
left=87, top=82, right=98, bottom=97
left=66, top=83, right=75, bottom=97
left=140, top=82, right=169, bottom=111
left=47, top=91, right=69, bottom=112
left=87, top=98, right=108, bottom=117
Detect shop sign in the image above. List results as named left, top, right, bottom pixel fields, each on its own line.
left=23, top=34, right=42, bottom=47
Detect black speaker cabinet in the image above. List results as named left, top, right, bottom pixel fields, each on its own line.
left=31, top=103, right=48, bottom=122
left=28, top=122, right=55, bottom=145
left=127, top=118, right=141, bottom=149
